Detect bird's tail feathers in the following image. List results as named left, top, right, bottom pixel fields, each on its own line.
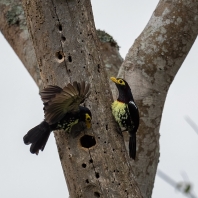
left=23, top=121, right=51, bottom=155
left=129, top=133, right=136, bottom=160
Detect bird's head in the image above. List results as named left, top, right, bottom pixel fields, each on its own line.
left=79, top=106, right=92, bottom=129
left=110, top=77, right=133, bottom=103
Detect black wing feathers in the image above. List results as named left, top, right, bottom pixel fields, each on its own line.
left=128, top=101, right=139, bottom=160
left=128, top=101, right=139, bottom=134
left=39, top=85, right=63, bottom=103
left=42, top=81, right=90, bottom=124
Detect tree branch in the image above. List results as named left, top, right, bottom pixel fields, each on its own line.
left=118, top=0, right=198, bottom=197
left=0, top=0, right=42, bottom=88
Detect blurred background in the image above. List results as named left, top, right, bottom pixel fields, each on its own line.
left=0, top=1, right=197, bottom=197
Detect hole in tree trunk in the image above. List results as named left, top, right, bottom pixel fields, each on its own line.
left=95, top=172, right=100, bottom=178
left=58, top=24, right=62, bottom=31
left=82, top=163, right=86, bottom=168
left=94, top=192, right=100, bottom=197
left=68, top=55, right=72, bottom=62
left=80, top=135, right=96, bottom=148
left=61, top=36, right=66, bottom=41
left=55, top=51, right=64, bottom=63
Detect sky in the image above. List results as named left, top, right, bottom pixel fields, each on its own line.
left=0, top=1, right=198, bottom=197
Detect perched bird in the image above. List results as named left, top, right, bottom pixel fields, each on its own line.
left=110, top=77, right=139, bottom=159
left=23, top=81, right=91, bottom=155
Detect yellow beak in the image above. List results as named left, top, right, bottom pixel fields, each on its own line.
left=86, top=122, right=91, bottom=129
left=85, top=113, right=91, bottom=129
left=110, top=77, right=118, bottom=83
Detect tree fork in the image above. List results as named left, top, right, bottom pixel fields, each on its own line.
left=21, top=0, right=142, bottom=197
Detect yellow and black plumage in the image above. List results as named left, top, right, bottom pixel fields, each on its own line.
left=110, top=77, right=139, bottom=160
left=23, top=81, right=91, bottom=155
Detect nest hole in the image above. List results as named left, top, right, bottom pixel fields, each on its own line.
left=80, top=135, right=96, bottom=148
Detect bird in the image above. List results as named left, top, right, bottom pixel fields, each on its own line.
left=110, top=77, right=139, bottom=160
left=23, top=81, right=91, bottom=155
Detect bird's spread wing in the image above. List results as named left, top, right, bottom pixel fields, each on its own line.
left=43, top=81, right=90, bottom=124
left=39, top=85, right=63, bottom=103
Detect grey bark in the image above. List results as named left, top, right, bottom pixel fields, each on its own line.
left=117, top=0, right=198, bottom=197
left=1, top=0, right=198, bottom=197
left=20, top=0, right=142, bottom=198
left=0, top=1, right=122, bottom=89
left=0, top=0, right=42, bottom=88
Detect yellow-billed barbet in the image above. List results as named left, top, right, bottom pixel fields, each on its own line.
left=110, top=77, right=139, bottom=160
left=23, top=81, right=91, bottom=155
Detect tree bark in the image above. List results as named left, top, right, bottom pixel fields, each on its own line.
left=1, top=0, right=198, bottom=197
left=117, top=0, right=198, bottom=197
left=0, top=0, right=42, bottom=88
left=20, top=0, right=142, bottom=198
left=0, top=1, right=122, bottom=89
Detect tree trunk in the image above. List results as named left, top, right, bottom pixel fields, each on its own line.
left=20, top=0, right=142, bottom=197
left=1, top=0, right=198, bottom=197
left=0, top=1, right=122, bottom=89
left=117, top=0, right=198, bottom=197
left=0, top=0, right=42, bottom=88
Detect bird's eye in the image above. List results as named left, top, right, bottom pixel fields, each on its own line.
left=87, top=118, right=91, bottom=121
left=119, top=79, right=123, bottom=84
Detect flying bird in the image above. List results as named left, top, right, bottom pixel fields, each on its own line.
left=23, top=81, right=91, bottom=155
